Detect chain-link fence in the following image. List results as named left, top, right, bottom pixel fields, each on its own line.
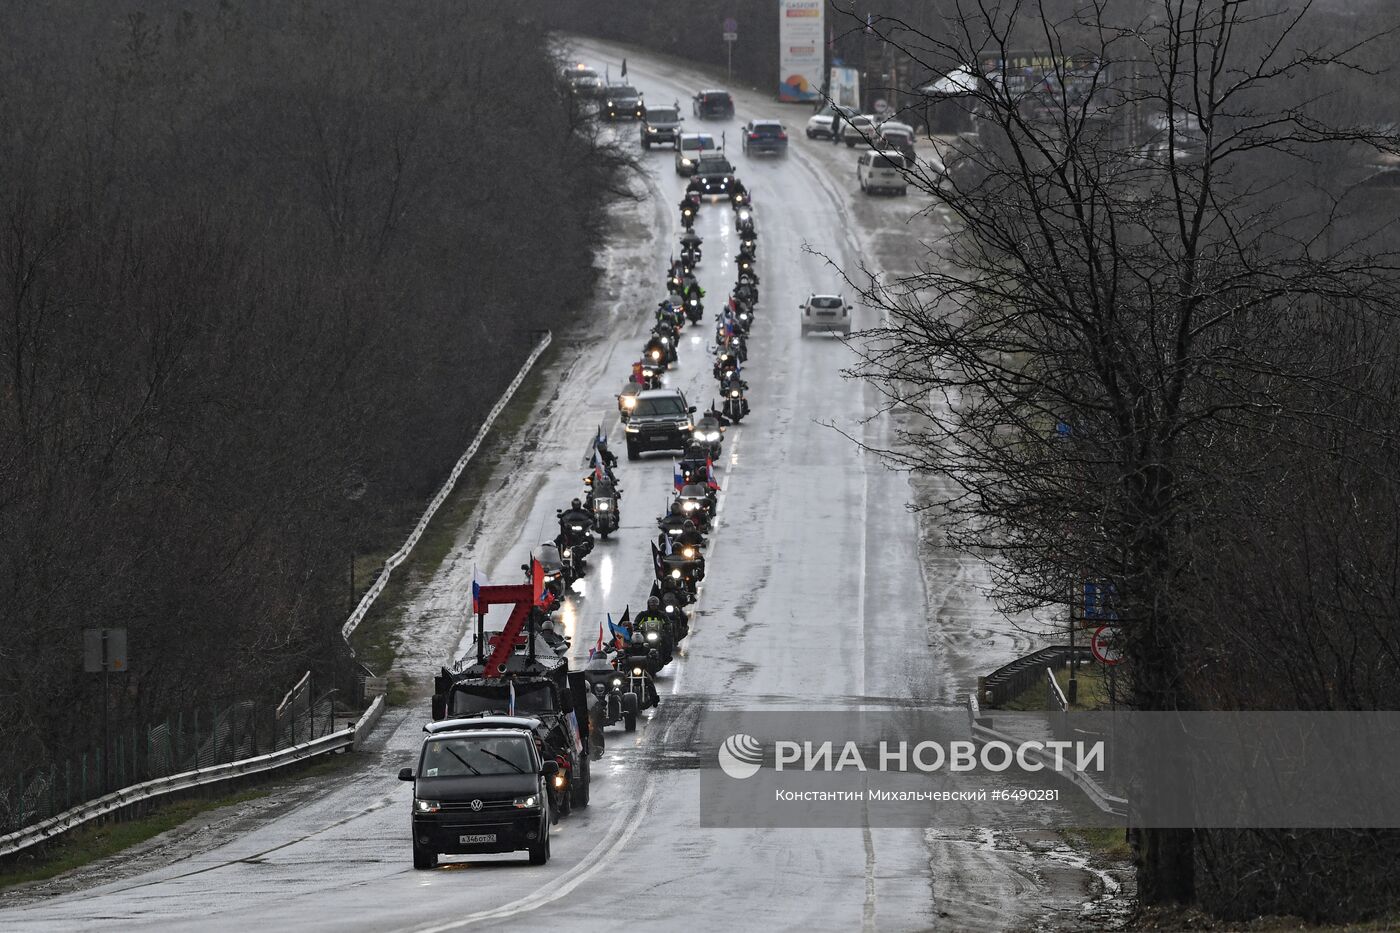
left=0, top=673, right=338, bottom=835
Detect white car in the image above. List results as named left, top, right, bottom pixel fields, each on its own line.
left=857, top=149, right=908, bottom=196
left=675, top=133, right=719, bottom=175
left=806, top=104, right=857, bottom=139
left=800, top=294, right=853, bottom=336
left=837, top=114, right=879, bottom=147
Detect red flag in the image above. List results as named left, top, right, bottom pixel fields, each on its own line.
left=531, top=557, right=545, bottom=606
left=706, top=456, right=721, bottom=491
left=595, top=623, right=605, bottom=656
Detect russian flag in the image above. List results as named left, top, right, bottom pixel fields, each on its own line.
left=471, top=564, right=488, bottom=615
left=673, top=463, right=684, bottom=491
left=706, top=457, right=721, bottom=491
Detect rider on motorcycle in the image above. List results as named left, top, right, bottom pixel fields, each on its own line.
left=729, top=178, right=749, bottom=207
left=558, top=498, right=595, bottom=540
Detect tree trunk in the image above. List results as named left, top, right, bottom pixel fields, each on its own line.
left=1137, top=827, right=1196, bottom=904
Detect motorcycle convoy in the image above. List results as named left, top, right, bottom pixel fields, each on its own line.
left=532, top=176, right=760, bottom=736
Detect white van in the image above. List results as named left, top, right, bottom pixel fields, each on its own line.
left=675, top=133, right=719, bottom=175
left=857, top=149, right=908, bottom=196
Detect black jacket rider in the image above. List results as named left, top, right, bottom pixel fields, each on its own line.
left=558, top=507, right=594, bottom=538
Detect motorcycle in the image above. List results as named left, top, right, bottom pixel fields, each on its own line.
left=654, top=585, right=692, bottom=641
left=680, top=203, right=697, bottom=230
left=683, top=290, right=704, bottom=324
left=651, top=325, right=679, bottom=365
left=733, top=281, right=758, bottom=308
left=583, top=654, right=641, bottom=732
left=635, top=616, right=675, bottom=667
left=525, top=545, right=567, bottom=603
left=587, top=485, right=620, bottom=538
left=730, top=189, right=751, bottom=210
left=739, top=231, right=757, bottom=257
left=679, top=231, right=703, bottom=266
left=643, top=337, right=670, bottom=371
left=658, top=541, right=704, bottom=595
left=722, top=384, right=750, bottom=423
left=733, top=205, right=755, bottom=233
left=690, top=411, right=726, bottom=459
left=712, top=348, right=739, bottom=380
left=618, top=655, right=660, bottom=709
left=556, top=512, right=595, bottom=571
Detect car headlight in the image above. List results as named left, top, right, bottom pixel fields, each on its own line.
left=683, top=500, right=699, bottom=511
left=612, top=677, right=622, bottom=687
left=553, top=774, right=567, bottom=789
left=681, top=158, right=692, bottom=166
left=596, top=501, right=609, bottom=511
left=625, top=424, right=640, bottom=433
left=632, top=666, right=644, bottom=676
left=646, top=632, right=659, bottom=642
left=513, top=795, right=540, bottom=809
left=622, top=397, right=637, bottom=409
left=682, top=547, right=696, bottom=559
left=415, top=799, right=441, bottom=813
left=671, top=568, right=682, bottom=579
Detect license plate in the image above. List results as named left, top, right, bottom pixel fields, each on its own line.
left=460, top=833, right=496, bottom=844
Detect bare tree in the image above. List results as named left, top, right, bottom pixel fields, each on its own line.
left=840, top=0, right=1400, bottom=908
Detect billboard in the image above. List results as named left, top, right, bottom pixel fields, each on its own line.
left=829, top=67, right=860, bottom=110
left=778, top=0, right=823, bottom=103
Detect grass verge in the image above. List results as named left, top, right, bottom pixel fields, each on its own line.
left=1002, top=662, right=1113, bottom=711
left=348, top=340, right=561, bottom=698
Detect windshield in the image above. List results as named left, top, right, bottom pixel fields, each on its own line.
left=681, top=136, right=714, bottom=151
left=633, top=396, right=687, bottom=417
left=573, top=68, right=597, bottom=79
left=703, top=93, right=730, bottom=103
left=871, top=154, right=905, bottom=169
left=812, top=296, right=844, bottom=309
left=698, top=159, right=732, bottom=174
left=610, top=86, right=638, bottom=97
left=450, top=683, right=557, bottom=715
left=648, top=108, right=679, bottom=122
left=751, top=124, right=782, bottom=136
left=419, top=735, right=534, bottom=777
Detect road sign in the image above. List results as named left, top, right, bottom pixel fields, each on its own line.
left=83, top=627, right=128, bottom=673
left=1090, top=625, right=1124, bottom=666
left=873, top=98, right=889, bottom=114
left=723, top=17, right=737, bottom=42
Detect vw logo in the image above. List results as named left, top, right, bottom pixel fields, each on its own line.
left=469, top=799, right=483, bottom=811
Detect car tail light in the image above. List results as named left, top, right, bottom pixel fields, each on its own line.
left=748, top=133, right=758, bottom=140
left=778, top=132, right=787, bottom=139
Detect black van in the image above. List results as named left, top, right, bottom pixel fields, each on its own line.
left=399, top=717, right=557, bottom=868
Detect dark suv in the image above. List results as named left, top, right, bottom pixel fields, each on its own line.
left=693, top=89, right=735, bottom=120
left=624, top=388, right=695, bottom=459
left=693, top=156, right=737, bottom=197
left=400, top=717, right=557, bottom=868
left=742, top=119, right=789, bottom=156
left=641, top=105, right=683, bottom=148
left=603, top=84, right=644, bottom=121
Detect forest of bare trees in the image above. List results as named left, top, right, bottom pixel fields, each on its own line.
left=0, top=1, right=629, bottom=800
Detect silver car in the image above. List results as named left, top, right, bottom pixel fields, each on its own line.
left=800, top=294, right=853, bottom=336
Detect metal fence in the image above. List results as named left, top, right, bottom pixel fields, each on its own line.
left=0, top=674, right=337, bottom=836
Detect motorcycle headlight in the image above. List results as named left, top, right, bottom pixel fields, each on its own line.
left=738, top=209, right=751, bottom=221
left=415, top=799, right=441, bottom=813
left=612, top=677, right=622, bottom=687
left=596, top=501, right=609, bottom=511
left=705, top=431, right=721, bottom=442
left=646, top=632, right=658, bottom=642
left=632, top=667, right=644, bottom=677
left=571, top=525, right=583, bottom=532
left=665, top=604, right=676, bottom=613
left=682, top=547, right=696, bottom=559
left=622, top=397, right=637, bottom=409
left=692, top=430, right=705, bottom=441
left=682, top=500, right=698, bottom=511
left=513, top=795, right=540, bottom=809
left=553, top=774, right=567, bottom=789
left=660, top=336, right=670, bottom=345
left=730, top=389, right=740, bottom=397
left=562, top=547, right=573, bottom=557
left=671, top=568, right=682, bottom=579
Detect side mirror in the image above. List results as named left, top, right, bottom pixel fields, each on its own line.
left=431, top=695, right=447, bottom=721
left=521, top=563, right=530, bottom=573
left=688, top=405, right=697, bottom=413
left=846, top=305, right=854, bottom=311
left=398, top=768, right=415, bottom=782
left=541, top=760, right=561, bottom=776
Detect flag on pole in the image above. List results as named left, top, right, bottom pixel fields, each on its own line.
left=608, top=612, right=631, bottom=648
left=706, top=456, right=721, bottom=491
left=508, top=680, right=516, bottom=716
left=663, top=533, right=673, bottom=556
left=673, top=463, right=685, bottom=491
left=621, top=57, right=628, bottom=78
left=531, top=557, right=545, bottom=607
left=651, top=542, right=664, bottom=579
left=471, top=564, right=488, bottom=615
left=594, top=622, right=605, bottom=657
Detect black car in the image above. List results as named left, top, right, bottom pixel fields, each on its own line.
left=400, top=718, right=557, bottom=868
left=692, top=89, right=735, bottom=120
left=641, top=105, right=683, bottom=148
left=742, top=119, right=789, bottom=156
left=624, top=388, right=695, bottom=459
left=693, top=156, right=737, bottom=197
left=603, top=84, right=644, bottom=121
